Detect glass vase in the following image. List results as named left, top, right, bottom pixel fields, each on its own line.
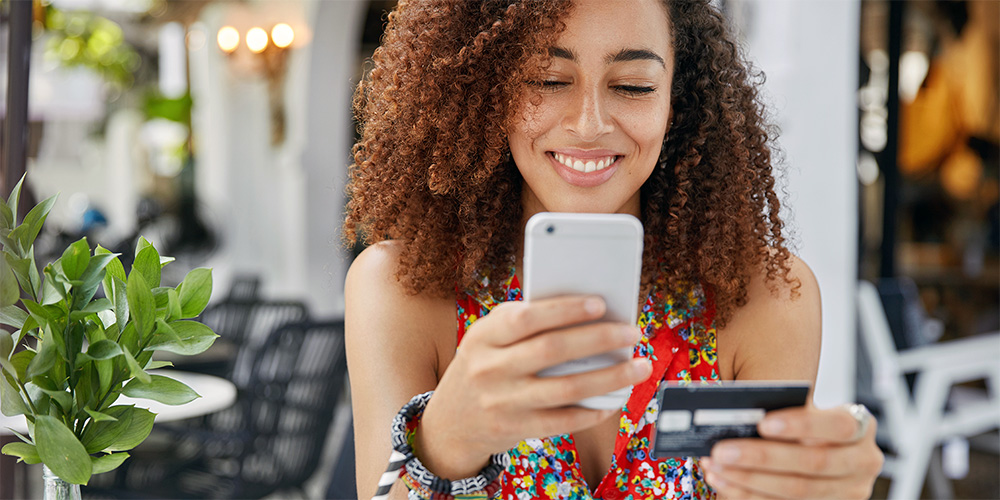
left=42, top=465, right=82, bottom=500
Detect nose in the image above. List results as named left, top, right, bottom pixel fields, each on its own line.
left=562, top=86, right=614, bottom=141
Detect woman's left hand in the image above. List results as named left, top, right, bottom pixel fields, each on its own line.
left=701, top=405, right=884, bottom=499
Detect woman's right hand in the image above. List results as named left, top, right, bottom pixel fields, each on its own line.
left=414, top=295, right=651, bottom=479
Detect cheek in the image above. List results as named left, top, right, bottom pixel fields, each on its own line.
left=622, top=116, right=669, bottom=163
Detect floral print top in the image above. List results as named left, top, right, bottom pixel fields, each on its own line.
left=456, top=270, right=720, bottom=500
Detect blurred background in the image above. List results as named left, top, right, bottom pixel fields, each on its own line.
left=0, top=0, right=996, bottom=498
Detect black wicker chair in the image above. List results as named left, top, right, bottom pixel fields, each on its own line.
left=87, top=320, right=347, bottom=499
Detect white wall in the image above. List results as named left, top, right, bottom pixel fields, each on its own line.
left=189, top=0, right=363, bottom=318
left=730, top=0, right=860, bottom=407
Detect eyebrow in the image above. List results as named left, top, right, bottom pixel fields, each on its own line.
left=548, top=46, right=666, bottom=68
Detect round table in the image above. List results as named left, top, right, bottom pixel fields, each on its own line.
left=0, top=370, right=237, bottom=435
left=0, top=370, right=238, bottom=499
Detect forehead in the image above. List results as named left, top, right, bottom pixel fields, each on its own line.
left=555, top=0, right=673, bottom=58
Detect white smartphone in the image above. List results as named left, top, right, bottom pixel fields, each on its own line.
left=523, top=212, right=644, bottom=410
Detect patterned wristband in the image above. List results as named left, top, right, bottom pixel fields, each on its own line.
left=372, top=390, right=506, bottom=500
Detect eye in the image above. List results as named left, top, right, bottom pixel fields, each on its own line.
left=527, top=80, right=569, bottom=93
left=614, top=85, right=656, bottom=96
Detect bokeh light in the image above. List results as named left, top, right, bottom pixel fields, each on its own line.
left=217, top=26, right=239, bottom=53
left=271, top=23, right=294, bottom=49
left=246, top=27, right=268, bottom=53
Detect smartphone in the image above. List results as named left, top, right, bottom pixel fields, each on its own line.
left=523, top=212, right=644, bottom=410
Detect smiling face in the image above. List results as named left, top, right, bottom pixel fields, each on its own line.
left=509, top=0, right=674, bottom=218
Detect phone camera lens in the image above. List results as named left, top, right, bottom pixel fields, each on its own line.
left=546, top=225, right=555, bottom=234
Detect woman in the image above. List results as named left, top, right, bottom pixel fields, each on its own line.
left=344, top=0, right=883, bottom=498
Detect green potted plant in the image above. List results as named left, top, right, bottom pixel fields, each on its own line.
left=0, top=177, right=218, bottom=499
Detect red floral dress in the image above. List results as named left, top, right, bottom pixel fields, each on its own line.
left=457, top=270, right=719, bottom=500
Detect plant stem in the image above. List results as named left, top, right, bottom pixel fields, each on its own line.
left=14, top=377, right=38, bottom=415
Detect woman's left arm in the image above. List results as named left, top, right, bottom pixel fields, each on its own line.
left=704, top=255, right=884, bottom=499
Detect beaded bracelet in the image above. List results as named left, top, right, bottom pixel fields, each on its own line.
left=371, top=390, right=507, bottom=500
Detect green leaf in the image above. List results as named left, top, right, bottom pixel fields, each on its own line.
left=126, top=272, right=154, bottom=340
left=9, top=195, right=57, bottom=256
left=22, top=299, right=57, bottom=325
left=10, top=350, right=33, bottom=380
left=122, top=374, right=199, bottom=406
left=86, top=340, right=123, bottom=360
left=0, top=305, right=28, bottom=329
left=145, top=360, right=172, bottom=370
left=60, top=237, right=91, bottom=281
left=105, top=406, right=154, bottom=452
left=0, top=331, right=13, bottom=374
left=84, top=408, right=118, bottom=423
left=96, top=359, right=113, bottom=397
left=78, top=252, right=115, bottom=289
left=1, top=441, right=42, bottom=464
left=34, top=415, right=93, bottom=484
left=131, top=245, right=160, bottom=289
left=81, top=405, right=132, bottom=453
left=177, top=268, right=212, bottom=319
left=121, top=348, right=150, bottom=384
left=118, top=323, right=138, bottom=357
left=26, top=340, right=57, bottom=380
left=81, top=298, right=112, bottom=315
left=113, top=277, right=128, bottom=331
left=91, top=452, right=129, bottom=475
left=145, top=320, right=217, bottom=356
left=97, top=246, right=126, bottom=307
left=135, top=237, right=152, bottom=255
left=5, top=251, right=36, bottom=300
left=40, top=265, right=68, bottom=304
left=159, top=255, right=175, bottom=268
left=165, top=288, right=181, bottom=322
left=6, top=174, right=25, bottom=224
left=0, top=187, right=13, bottom=232
left=38, top=388, right=72, bottom=413
left=0, top=255, right=18, bottom=307
left=1, top=372, right=27, bottom=416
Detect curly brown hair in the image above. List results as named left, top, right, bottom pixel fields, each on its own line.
left=344, top=0, right=796, bottom=327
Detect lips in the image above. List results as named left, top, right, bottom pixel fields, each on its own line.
left=546, top=150, right=621, bottom=188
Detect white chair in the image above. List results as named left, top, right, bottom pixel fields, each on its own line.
left=856, top=280, right=1000, bottom=500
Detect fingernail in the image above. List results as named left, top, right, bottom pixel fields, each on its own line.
left=585, top=297, right=605, bottom=315
left=706, top=472, right=726, bottom=488
left=622, top=326, right=640, bottom=343
left=760, top=417, right=786, bottom=435
left=715, top=445, right=740, bottom=463
left=631, top=359, right=651, bottom=378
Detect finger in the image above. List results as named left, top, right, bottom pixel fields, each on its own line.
left=524, top=357, right=652, bottom=408
left=708, top=438, right=862, bottom=478
left=503, top=321, right=641, bottom=375
left=530, top=405, right=619, bottom=439
left=703, top=458, right=849, bottom=499
left=480, top=296, right=606, bottom=346
left=757, top=406, right=865, bottom=444
left=704, top=468, right=783, bottom=500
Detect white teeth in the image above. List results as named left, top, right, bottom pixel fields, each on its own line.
left=553, top=153, right=617, bottom=173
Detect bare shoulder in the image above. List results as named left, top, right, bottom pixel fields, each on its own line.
left=716, top=254, right=821, bottom=383
left=344, top=240, right=455, bottom=378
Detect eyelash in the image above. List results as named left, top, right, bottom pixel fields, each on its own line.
left=530, top=81, right=656, bottom=97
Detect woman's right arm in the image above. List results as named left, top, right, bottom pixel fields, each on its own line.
left=346, top=241, right=652, bottom=498
left=346, top=242, right=453, bottom=500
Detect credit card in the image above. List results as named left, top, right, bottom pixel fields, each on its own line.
left=651, top=381, right=810, bottom=458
